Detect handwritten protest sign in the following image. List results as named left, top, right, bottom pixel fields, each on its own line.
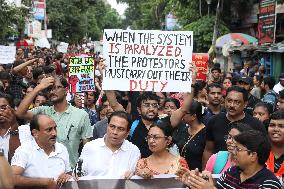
left=192, top=53, right=209, bottom=81
left=103, top=30, right=193, bottom=92
left=68, top=55, right=96, bottom=93
left=0, top=46, right=16, bottom=64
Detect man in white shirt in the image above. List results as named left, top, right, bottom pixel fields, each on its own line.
left=11, top=114, right=72, bottom=189
left=273, top=73, right=284, bottom=94
left=77, top=111, right=140, bottom=179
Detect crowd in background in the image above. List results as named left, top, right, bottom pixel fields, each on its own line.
left=1, top=44, right=284, bottom=189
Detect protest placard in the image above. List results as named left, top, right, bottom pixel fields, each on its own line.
left=68, top=55, right=96, bottom=93
left=57, top=42, right=69, bottom=53
left=102, top=29, right=193, bottom=92
left=0, top=46, right=16, bottom=64
left=192, top=53, right=209, bottom=81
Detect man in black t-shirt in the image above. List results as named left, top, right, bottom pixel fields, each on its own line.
left=129, top=92, right=159, bottom=158
left=237, top=76, right=260, bottom=115
left=202, top=86, right=266, bottom=169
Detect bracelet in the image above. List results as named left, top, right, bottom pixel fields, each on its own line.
left=9, top=129, right=19, bottom=136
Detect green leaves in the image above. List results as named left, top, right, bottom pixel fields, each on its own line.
left=0, top=2, right=28, bottom=44
left=184, top=16, right=230, bottom=52
left=46, top=0, right=123, bottom=43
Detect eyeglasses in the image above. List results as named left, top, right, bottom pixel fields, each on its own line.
left=268, top=123, right=284, bottom=130
left=142, top=103, right=159, bottom=109
left=234, top=146, right=250, bottom=153
left=146, top=135, right=167, bottom=141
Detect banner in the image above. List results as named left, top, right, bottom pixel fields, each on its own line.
left=258, top=0, right=276, bottom=44
left=68, top=55, right=96, bottom=93
left=103, top=29, right=193, bottom=92
left=62, top=178, right=186, bottom=189
left=165, top=13, right=178, bottom=31
left=192, top=53, right=209, bottom=81
left=0, top=46, right=16, bottom=64
left=33, top=0, right=45, bottom=20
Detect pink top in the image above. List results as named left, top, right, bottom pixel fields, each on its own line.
left=205, top=153, right=234, bottom=174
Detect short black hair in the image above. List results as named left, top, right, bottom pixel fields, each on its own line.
left=270, top=110, right=284, bottom=120
left=33, top=92, right=48, bottom=104
left=234, top=130, right=271, bottom=165
left=279, top=89, right=284, bottom=99
left=226, top=85, right=248, bottom=102
left=0, top=71, right=11, bottom=80
left=30, top=114, right=47, bottom=135
left=151, top=118, right=174, bottom=147
left=254, top=102, right=273, bottom=115
left=193, top=80, right=206, bottom=97
left=137, top=92, right=159, bottom=108
left=211, top=67, right=221, bottom=73
left=188, top=100, right=203, bottom=123
left=263, top=76, right=275, bottom=90
left=152, top=119, right=174, bottom=137
left=230, top=122, right=252, bottom=133
left=207, top=83, right=222, bottom=92
left=0, top=92, right=14, bottom=108
left=55, top=77, right=68, bottom=88
left=108, top=111, right=132, bottom=131
left=164, top=98, right=180, bottom=109
left=32, top=66, right=44, bottom=80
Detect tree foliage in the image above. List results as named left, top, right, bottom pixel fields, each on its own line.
left=0, top=2, right=28, bottom=44
left=184, top=16, right=230, bottom=52
left=46, top=0, right=122, bottom=43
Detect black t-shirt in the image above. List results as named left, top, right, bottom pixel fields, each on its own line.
left=173, top=123, right=206, bottom=170
left=206, top=112, right=267, bottom=152
left=130, top=119, right=152, bottom=158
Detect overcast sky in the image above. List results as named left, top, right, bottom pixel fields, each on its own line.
left=106, top=0, right=128, bottom=16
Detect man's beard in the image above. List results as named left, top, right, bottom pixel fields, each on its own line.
left=141, top=113, right=157, bottom=122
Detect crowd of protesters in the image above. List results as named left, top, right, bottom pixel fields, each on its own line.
left=1, top=44, right=284, bottom=189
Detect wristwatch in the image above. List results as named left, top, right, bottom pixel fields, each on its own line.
left=9, top=129, right=19, bottom=136
left=0, top=148, right=4, bottom=156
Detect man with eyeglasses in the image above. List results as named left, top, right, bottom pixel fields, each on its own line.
left=181, top=130, right=281, bottom=189
left=128, top=92, right=160, bottom=158
left=76, top=111, right=140, bottom=178
left=202, top=86, right=266, bottom=169
left=16, top=76, right=93, bottom=168
left=266, top=110, right=284, bottom=178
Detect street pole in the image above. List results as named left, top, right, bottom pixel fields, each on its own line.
left=44, top=0, right=47, bottom=38
left=212, top=0, right=220, bottom=47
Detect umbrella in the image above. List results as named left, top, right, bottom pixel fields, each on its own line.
left=215, top=33, right=258, bottom=48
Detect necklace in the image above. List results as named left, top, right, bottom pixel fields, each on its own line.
left=180, top=124, right=205, bottom=158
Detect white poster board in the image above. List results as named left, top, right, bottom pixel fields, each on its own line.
left=0, top=46, right=16, bottom=64
left=57, top=42, right=69, bottom=53
left=103, top=29, right=193, bottom=92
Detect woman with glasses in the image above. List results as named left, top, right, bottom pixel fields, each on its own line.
left=135, top=120, right=188, bottom=178
left=205, top=123, right=252, bottom=174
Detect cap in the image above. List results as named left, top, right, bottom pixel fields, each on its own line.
left=239, top=76, right=253, bottom=85
left=279, top=73, right=284, bottom=80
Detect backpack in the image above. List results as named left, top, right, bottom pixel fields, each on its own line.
left=129, top=119, right=140, bottom=140
left=213, top=151, right=229, bottom=174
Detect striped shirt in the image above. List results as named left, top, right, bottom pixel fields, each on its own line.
left=216, top=166, right=281, bottom=189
